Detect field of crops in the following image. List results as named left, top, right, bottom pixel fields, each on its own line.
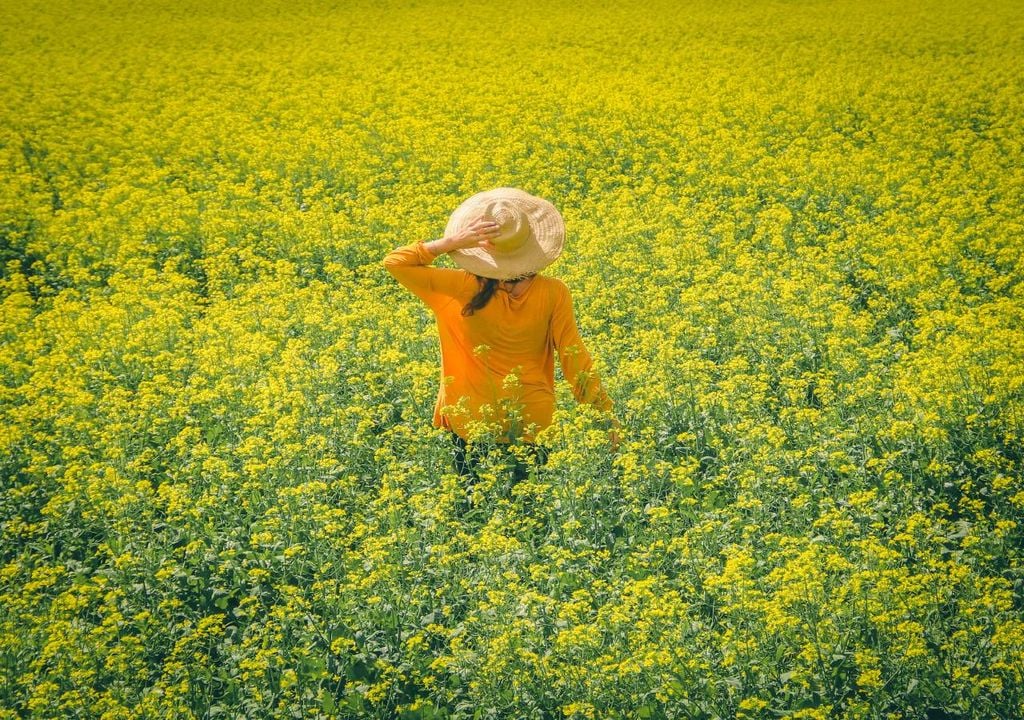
left=2, top=0, right=1023, bottom=718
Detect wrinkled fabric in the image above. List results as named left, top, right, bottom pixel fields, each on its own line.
left=384, top=241, right=613, bottom=443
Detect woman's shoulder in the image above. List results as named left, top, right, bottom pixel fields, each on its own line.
left=535, top=274, right=570, bottom=302
left=451, top=268, right=476, bottom=293
left=537, top=274, right=568, bottom=292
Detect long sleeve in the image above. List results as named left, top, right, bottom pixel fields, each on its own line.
left=551, top=281, right=614, bottom=414
left=383, top=241, right=469, bottom=311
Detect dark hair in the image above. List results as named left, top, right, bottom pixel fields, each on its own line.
left=462, top=275, right=499, bottom=316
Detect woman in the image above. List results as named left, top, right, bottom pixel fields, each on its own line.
left=383, top=187, right=620, bottom=493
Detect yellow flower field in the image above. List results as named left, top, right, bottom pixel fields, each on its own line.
left=1, top=0, right=1022, bottom=718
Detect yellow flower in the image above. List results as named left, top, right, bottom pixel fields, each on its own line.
left=857, top=668, right=883, bottom=689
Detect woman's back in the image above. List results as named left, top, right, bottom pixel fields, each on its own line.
left=383, top=242, right=612, bottom=443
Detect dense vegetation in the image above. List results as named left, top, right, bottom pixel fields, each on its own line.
left=2, top=0, right=1022, bottom=717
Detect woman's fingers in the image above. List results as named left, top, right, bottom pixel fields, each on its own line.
left=472, top=217, right=501, bottom=234
left=453, top=218, right=501, bottom=249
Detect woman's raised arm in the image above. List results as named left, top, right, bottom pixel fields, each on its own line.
left=383, top=218, right=502, bottom=309
left=383, top=241, right=466, bottom=309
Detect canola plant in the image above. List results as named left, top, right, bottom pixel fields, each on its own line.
left=1, top=0, right=1022, bottom=718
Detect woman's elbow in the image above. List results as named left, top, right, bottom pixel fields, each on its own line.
left=382, top=255, right=405, bottom=276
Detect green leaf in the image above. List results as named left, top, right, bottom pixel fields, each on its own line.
left=320, top=688, right=336, bottom=713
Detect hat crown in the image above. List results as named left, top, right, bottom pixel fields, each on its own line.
left=445, top=187, right=565, bottom=280
left=483, top=200, right=531, bottom=254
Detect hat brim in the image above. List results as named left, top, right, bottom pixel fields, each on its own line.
left=445, top=188, right=565, bottom=280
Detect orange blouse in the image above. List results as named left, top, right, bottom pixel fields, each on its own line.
left=383, top=241, right=614, bottom=444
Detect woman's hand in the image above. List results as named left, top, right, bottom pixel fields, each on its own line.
left=608, top=427, right=621, bottom=453
left=426, top=216, right=501, bottom=255
left=601, top=415, right=622, bottom=453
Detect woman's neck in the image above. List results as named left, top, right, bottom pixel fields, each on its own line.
left=499, top=276, right=534, bottom=297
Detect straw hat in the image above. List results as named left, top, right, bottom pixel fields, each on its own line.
left=445, top=187, right=565, bottom=280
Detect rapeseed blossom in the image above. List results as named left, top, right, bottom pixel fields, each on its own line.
left=2, top=0, right=1022, bottom=717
